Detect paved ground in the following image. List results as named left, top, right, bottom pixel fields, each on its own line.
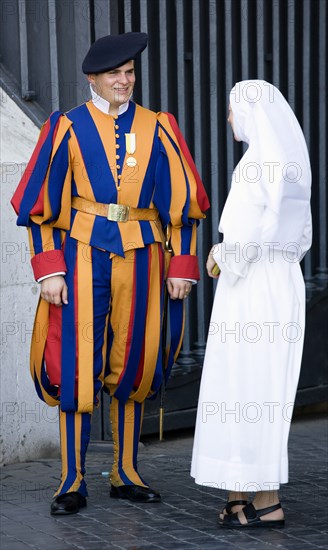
left=1, top=415, right=327, bottom=550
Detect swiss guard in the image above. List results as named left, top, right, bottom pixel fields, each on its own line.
left=11, top=32, right=210, bottom=515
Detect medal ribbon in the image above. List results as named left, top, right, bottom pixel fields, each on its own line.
left=125, top=133, right=136, bottom=154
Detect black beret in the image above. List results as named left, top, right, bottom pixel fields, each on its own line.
left=82, top=32, right=148, bottom=74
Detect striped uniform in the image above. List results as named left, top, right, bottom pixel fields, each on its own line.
left=11, top=100, right=209, bottom=494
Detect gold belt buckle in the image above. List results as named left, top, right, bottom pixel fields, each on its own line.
left=107, top=203, right=130, bottom=222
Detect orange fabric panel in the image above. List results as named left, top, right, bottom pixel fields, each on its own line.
left=76, top=241, right=94, bottom=412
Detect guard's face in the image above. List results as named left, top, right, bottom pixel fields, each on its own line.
left=88, top=60, right=136, bottom=108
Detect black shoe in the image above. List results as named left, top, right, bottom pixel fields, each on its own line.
left=110, top=484, right=161, bottom=503
left=220, top=502, right=285, bottom=528
left=50, top=492, right=87, bottom=515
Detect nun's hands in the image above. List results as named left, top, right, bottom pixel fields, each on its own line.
left=206, top=251, right=220, bottom=279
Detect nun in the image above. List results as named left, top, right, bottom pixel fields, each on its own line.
left=191, top=80, right=312, bottom=528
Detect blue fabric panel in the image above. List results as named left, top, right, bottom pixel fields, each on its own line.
left=80, top=412, right=92, bottom=479
left=165, top=298, right=184, bottom=381
left=33, top=359, right=59, bottom=402
left=53, top=227, right=63, bottom=250
left=67, top=104, right=117, bottom=203
left=47, top=132, right=69, bottom=221
left=150, top=259, right=165, bottom=395
left=91, top=246, right=112, bottom=396
left=180, top=223, right=193, bottom=254
left=138, top=221, right=154, bottom=244
left=149, top=347, right=164, bottom=396
left=17, top=111, right=63, bottom=226
left=30, top=222, right=43, bottom=254
left=137, top=125, right=159, bottom=207
left=153, top=140, right=172, bottom=227
left=60, top=236, right=77, bottom=411
left=89, top=216, right=124, bottom=257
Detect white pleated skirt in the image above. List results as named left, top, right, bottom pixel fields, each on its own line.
left=191, top=253, right=306, bottom=491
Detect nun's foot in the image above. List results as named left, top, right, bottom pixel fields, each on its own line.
left=220, top=502, right=285, bottom=528
left=218, top=492, right=248, bottom=523
left=219, top=500, right=247, bottom=522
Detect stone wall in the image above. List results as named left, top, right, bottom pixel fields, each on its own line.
left=0, top=89, right=59, bottom=465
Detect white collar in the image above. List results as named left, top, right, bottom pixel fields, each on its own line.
left=90, top=84, right=130, bottom=115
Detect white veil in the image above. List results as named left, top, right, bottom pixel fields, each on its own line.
left=214, top=80, right=312, bottom=285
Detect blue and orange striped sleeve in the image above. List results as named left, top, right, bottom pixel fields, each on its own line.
left=11, top=112, right=73, bottom=280
left=154, top=112, right=210, bottom=280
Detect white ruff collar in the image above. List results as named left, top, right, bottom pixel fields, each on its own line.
left=90, top=84, right=130, bottom=115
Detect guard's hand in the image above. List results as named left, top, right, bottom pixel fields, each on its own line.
left=166, top=278, right=192, bottom=300
left=40, top=275, right=68, bottom=307
left=206, top=252, right=220, bottom=279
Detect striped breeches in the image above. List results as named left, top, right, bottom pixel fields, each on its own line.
left=31, top=237, right=184, bottom=495
left=40, top=237, right=165, bottom=411
left=50, top=238, right=165, bottom=496
left=55, top=398, right=146, bottom=497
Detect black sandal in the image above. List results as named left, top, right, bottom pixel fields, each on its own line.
left=220, top=502, right=285, bottom=528
left=219, top=499, right=248, bottom=523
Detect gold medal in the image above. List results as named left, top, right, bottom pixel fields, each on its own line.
left=126, top=156, right=137, bottom=167
left=125, top=133, right=137, bottom=166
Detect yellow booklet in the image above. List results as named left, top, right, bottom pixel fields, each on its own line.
left=211, top=264, right=221, bottom=276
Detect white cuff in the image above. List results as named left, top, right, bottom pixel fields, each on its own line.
left=38, top=272, right=66, bottom=283
left=168, top=277, right=197, bottom=285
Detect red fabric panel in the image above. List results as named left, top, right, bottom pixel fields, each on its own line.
left=30, top=185, right=45, bottom=216
left=10, top=118, right=51, bottom=215
left=167, top=254, right=200, bottom=280
left=31, top=250, right=67, bottom=280
left=44, top=304, right=62, bottom=386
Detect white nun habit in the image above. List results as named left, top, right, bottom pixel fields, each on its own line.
left=191, top=80, right=312, bottom=491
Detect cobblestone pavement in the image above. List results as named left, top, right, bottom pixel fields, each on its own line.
left=1, top=415, right=327, bottom=550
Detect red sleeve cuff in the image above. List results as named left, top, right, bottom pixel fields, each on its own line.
left=167, top=255, right=200, bottom=280
left=31, top=250, right=67, bottom=281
